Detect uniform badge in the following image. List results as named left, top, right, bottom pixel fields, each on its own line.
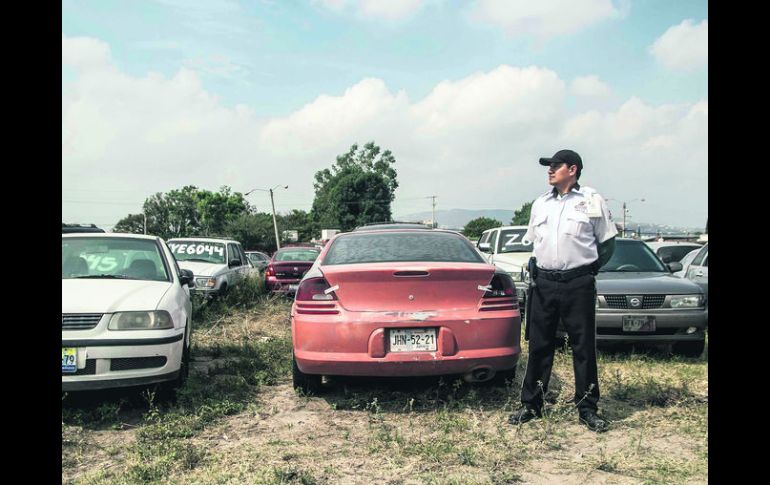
left=574, top=201, right=587, bottom=213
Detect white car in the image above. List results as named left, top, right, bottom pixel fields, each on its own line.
left=477, top=225, right=533, bottom=313
left=644, top=241, right=703, bottom=265
left=166, top=237, right=254, bottom=296
left=62, top=233, right=194, bottom=391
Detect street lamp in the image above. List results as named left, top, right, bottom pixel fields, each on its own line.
left=245, top=185, right=288, bottom=251
left=606, top=198, right=645, bottom=238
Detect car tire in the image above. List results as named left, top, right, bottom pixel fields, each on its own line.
left=292, top=353, right=322, bottom=395
left=673, top=340, right=705, bottom=358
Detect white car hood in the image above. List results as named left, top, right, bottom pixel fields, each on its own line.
left=492, top=252, right=532, bottom=272
left=62, top=279, right=172, bottom=314
left=176, top=261, right=226, bottom=277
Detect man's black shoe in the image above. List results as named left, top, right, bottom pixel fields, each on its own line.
left=579, top=410, right=608, bottom=432
left=508, top=407, right=541, bottom=425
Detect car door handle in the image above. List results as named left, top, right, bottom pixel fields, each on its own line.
left=695, top=271, right=704, bottom=277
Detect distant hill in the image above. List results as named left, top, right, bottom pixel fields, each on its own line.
left=394, top=209, right=705, bottom=235
left=394, top=209, right=515, bottom=230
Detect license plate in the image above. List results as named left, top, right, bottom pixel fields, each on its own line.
left=622, top=316, right=656, bottom=332
left=389, top=328, right=437, bottom=352
left=62, top=348, right=77, bottom=373
left=288, top=284, right=299, bottom=291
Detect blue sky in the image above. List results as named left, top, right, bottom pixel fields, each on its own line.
left=62, top=0, right=708, bottom=229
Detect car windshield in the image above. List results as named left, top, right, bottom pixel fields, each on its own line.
left=248, top=253, right=265, bottom=262
left=498, top=228, right=533, bottom=253
left=324, top=232, right=486, bottom=265
left=274, top=249, right=320, bottom=262
left=62, top=237, right=169, bottom=281
left=600, top=240, right=668, bottom=273
left=168, top=241, right=226, bottom=264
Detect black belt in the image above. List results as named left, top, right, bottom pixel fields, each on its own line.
left=536, top=264, right=595, bottom=282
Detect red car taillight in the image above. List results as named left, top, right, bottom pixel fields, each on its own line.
left=479, top=274, right=518, bottom=312
left=265, top=264, right=275, bottom=277
left=295, top=277, right=340, bottom=315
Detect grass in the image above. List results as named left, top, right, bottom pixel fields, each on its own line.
left=62, top=287, right=707, bottom=484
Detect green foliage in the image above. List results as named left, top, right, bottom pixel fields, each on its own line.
left=223, top=212, right=278, bottom=253
left=120, top=185, right=252, bottom=240
left=462, top=217, right=502, bottom=239
left=311, top=142, right=399, bottom=232
left=511, top=200, right=534, bottom=226
left=113, top=214, right=146, bottom=234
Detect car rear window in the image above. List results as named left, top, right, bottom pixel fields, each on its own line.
left=323, top=232, right=485, bottom=265
left=274, top=249, right=320, bottom=262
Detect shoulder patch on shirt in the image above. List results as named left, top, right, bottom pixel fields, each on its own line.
left=574, top=201, right=588, bottom=213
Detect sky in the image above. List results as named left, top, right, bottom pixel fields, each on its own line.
left=62, top=0, right=708, bottom=230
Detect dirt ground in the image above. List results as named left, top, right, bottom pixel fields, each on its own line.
left=62, top=301, right=707, bottom=484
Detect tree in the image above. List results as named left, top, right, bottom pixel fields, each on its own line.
left=311, top=142, right=398, bottom=232
left=113, top=214, right=145, bottom=234
left=196, top=186, right=251, bottom=237
left=278, top=209, right=315, bottom=242
left=120, top=185, right=252, bottom=240
left=463, top=217, right=502, bottom=239
left=511, top=200, right=534, bottom=226
left=224, top=212, right=277, bottom=253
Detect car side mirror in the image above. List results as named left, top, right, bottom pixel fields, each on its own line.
left=229, top=259, right=242, bottom=268
left=667, top=262, right=683, bottom=273
left=478, top=242, right=491, bottom=253
left=179, top=269, right=195, bottom=288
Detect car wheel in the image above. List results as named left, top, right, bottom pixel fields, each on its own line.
left=673, top=340, right=705, bottom=358
left=292, top=353, right=322, bottom=395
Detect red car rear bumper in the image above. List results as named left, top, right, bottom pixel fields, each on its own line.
left=292, top=307, right=521, bottom=377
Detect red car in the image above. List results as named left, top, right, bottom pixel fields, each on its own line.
left=265, top=246, right=321, bottom=294
left=291, top=229, right=522, bottom=393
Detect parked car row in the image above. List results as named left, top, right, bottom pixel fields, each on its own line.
left=62, top=231, right=319, bottom=392
left=473, top=231, right=708, bottom=358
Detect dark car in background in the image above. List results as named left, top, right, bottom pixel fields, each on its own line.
left=555, top=239, right=707, bottom=357
left=62, top=223, right=105, bottom=234
left=246, top=251, right=271, bottom=272
left=265, top=246, right=321, bottom=295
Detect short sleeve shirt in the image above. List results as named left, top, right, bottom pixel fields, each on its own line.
left=522, top=184, right=618, bottom=270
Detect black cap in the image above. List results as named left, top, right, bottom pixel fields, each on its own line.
left=539, top=149, right=582, bottom=170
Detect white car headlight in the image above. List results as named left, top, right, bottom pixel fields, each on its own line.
left=108, top=311, right=174, bottom=330
left=195, top=277, right=217, bottom=288
left=669, top=295, right=704, bottom=308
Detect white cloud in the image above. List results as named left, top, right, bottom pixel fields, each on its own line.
left=314, top=0, right=427, bottom=20
left=469, top=0, right=621, bottom=40
left=649, top=19, right=708, bottom=71
left=62, top=35, right=112, bottom=70
left=62, top=36, right=707, bottom=228
left=570, top=75, right=611, bottom=97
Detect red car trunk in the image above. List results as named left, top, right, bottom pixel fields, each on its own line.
left=272, top=261, right=314, bottom=280
left=321, top=262, right=495, bottom=312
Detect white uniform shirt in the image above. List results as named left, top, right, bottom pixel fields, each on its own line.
left=522, top=184, right=618, bottom=271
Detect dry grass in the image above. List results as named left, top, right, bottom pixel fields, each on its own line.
left=62, top=296, right=707, bottom=484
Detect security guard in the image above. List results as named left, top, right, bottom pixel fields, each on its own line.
left=509, top=149, right=617, bottom=432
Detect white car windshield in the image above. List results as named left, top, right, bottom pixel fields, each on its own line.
left=498, top=228, right=533, bottom=253
left=62, top=237, right=169, bottom=281
left=168, top=241, right=226, bottom=264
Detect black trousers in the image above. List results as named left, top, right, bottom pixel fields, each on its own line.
left=521, top=272, right=600, bottom=412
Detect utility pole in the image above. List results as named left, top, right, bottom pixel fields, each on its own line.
left=143, top=213, right=147, bottom=235
left=428, top=195, right=437, bottom=228
left=269, top=188, right=281, bottom=250
left=245, top=185, right=288, bottom=253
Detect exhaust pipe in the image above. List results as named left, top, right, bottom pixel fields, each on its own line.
left=463, top=366, right=496, bottom=383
